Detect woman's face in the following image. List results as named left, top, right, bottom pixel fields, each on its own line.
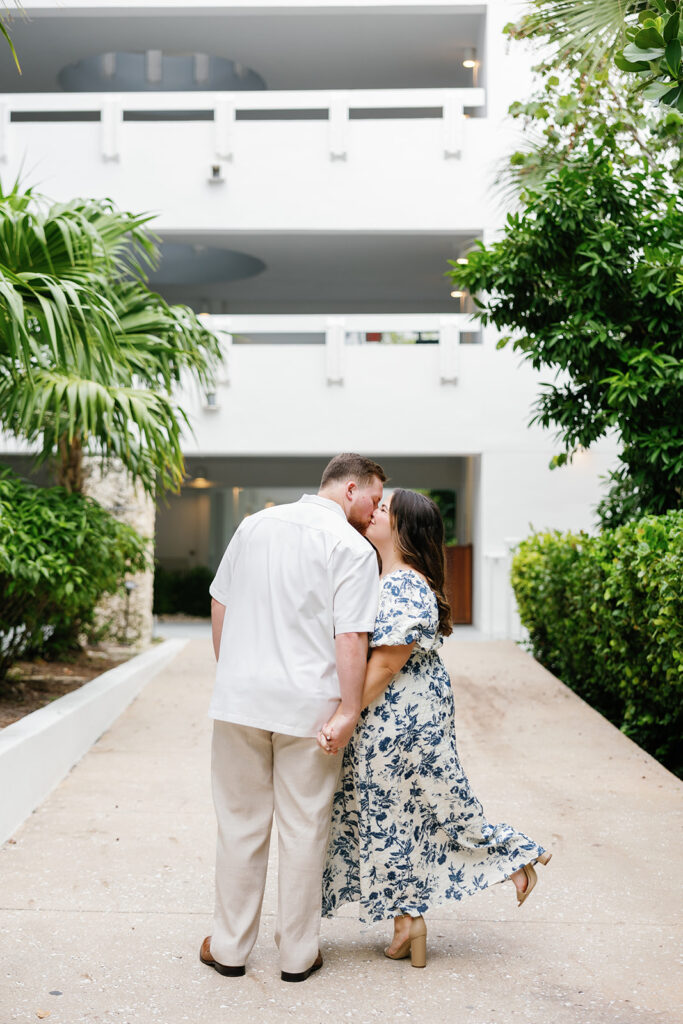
left=366, top=496, right=392, bottom=547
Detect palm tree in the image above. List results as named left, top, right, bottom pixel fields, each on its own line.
left=517, top=1, right=644, bottom=62
left=0, top=183, right=221, bottom=496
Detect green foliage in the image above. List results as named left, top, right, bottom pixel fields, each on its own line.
left=450, top=155, right=683, bottom=523
left=0, top=184, right=222, bottom=496
left=510, top=1, right=683, bottom=110
left=511, top=511, right=683, bottom=774
left=417, top=489, right=457, bottom=544
left=502, top=3, right=683, bottom=196
left=153, top=564, right=213, bottom=618
left=0, top=465, right=149, bottom=679
left=617, top=2, right=683, bottom=109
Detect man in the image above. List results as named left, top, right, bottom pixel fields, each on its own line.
left=200, top=453, right=386, bottom=983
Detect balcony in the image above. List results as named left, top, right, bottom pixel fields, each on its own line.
left=0, top=88, right=492, bottom=230
left=174, top=311, right=524, bottom=460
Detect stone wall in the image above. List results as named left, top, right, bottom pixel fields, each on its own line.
left=84, top=459, right=155, bottom=648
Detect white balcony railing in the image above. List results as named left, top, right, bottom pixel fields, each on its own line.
left=0, top=88, right=485, bottom=164
left=202, top=313, right=480, bottom=391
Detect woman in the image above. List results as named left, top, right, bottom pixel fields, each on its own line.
left=318, top=489, right=551, bottom=968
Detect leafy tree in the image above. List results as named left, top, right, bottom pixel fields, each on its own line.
left=0, top=184, right=221, bottom=496
left=450, top=153, right=683, bottom=525
left=449, top=3, right=683, bottom=525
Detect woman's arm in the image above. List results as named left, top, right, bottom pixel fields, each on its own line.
left=361, top=643, right=416, bottom=708
left=319, top=642, right=416, bottom=753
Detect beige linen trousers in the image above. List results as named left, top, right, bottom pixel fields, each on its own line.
left=210, top=720, right=343, bottom=973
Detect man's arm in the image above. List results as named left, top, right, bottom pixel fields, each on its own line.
left=322, top=631, right=368, bottom=750
left=211, top=598, right=226, bottom=660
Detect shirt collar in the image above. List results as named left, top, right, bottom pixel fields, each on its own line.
left=300, top=493, right=346, bottom=520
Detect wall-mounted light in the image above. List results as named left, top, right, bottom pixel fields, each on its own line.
left=450, top=290, right=465, bottom=299
left=187, top=464, right=214, bottom=488
left=456, top=257, right=469, bottom=265
left=208, top=163, right=225, bottom=185
left=204, top=390, right=219, bottom=411
left=462, top=48, right=478, bottom=69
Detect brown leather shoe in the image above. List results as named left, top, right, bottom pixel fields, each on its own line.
left=199, top=936, right=245, bottom=977
left=280, top=951, right=323, bottom=983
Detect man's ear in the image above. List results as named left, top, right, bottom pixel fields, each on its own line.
left=345, top=480, right=357, bottom=501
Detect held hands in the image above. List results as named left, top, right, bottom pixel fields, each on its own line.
left=317, top=706, right=358, bottom=755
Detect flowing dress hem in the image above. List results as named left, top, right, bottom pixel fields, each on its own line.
left=323, top=846, right=547, bottom=924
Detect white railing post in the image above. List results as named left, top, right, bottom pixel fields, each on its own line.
left=503, top=536, right=522, bottom=640
left=438, top=315, right=460, bottom=384
left=101, top=99, right=121, bottom=161
left=484, top=550, right=506, bottom=638
left=219, top=329, right=233, bottom=388
left=215, top=99, right=235, bottom=161
left=0, top=103, right=9, bottom=163
left=443, top=95, right=464, bottom=159
left=325, top=316, right=346, bottom=384
left=328, top=96, right=348, bottom=161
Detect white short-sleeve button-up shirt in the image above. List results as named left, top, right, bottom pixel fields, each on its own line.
left=208, top=494, right=380, bottom=737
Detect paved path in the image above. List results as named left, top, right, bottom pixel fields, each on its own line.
left=1, top=638, right=681, bottom=1024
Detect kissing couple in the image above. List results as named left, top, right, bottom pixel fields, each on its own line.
left=200, top=453, right=550, bottom=981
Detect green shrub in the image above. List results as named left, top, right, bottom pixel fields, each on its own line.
left=153, top=564, right=213, bottom=617
left=511, top=511, right=683, bottom=775
left=0, top=466, right=149, bottom=678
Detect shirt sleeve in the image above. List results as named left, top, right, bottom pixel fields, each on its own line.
left=209, top=523, right=243, bottom=606
left=332, top=543, right=380, bottom=635
left=370, top=574, right=439, bottom=650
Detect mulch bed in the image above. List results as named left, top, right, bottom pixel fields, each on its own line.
left=0, top=650, right=133, bottom=730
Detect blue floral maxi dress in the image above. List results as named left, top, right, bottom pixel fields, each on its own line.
left=322, top=569, right=547, bottom=924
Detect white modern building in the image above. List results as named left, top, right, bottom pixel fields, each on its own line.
left=0, top=0, right=618, bottom=635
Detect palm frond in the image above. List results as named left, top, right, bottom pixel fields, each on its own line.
left=521, top=1, right=644, bottom=59
left=0, top=367, right=187, bottom=494
left=0, top=18, right=21, bottom=75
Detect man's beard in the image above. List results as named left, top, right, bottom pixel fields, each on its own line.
left=347, top=508, right=369, bottom=535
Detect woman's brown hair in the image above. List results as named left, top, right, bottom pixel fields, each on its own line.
left=389, top=489, right=453, bottom=637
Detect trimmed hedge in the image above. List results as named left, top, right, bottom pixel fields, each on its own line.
left=153, top=564, right=213, bottom=618
left=0, top=466, right=149, bottom=678
left=511, top=511, right=683, bottom=776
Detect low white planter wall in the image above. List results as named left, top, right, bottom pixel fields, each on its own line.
left=0, top=638, right=187, bottom=845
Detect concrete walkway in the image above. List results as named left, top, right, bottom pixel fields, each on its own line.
left=1, top=638, right=681, bottom=1024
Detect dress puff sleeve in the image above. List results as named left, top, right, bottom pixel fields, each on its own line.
left=370, top=571, right=441, bottom=652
